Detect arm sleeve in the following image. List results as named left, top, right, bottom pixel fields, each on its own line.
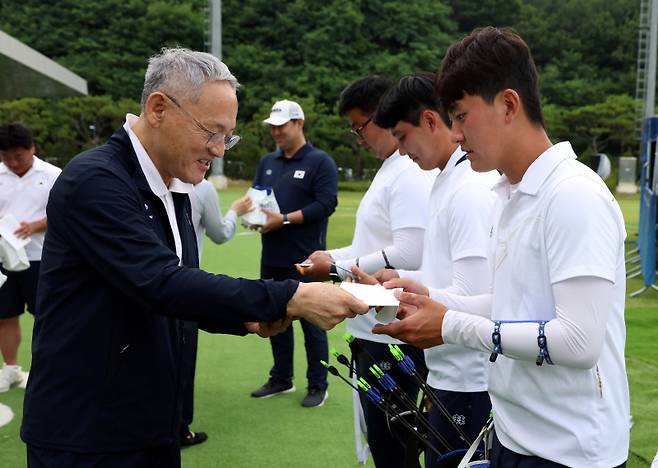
left=441, top=276, right=613, bottom=369
left=199, top=185, right=237, bottom=244
left=328, top=245, right=355, bottom=261
left=439, top=256, right=490, bottom=296
left=397, top=269, right=423, bottom=283
left=335, top=227, right=424, bottom=279
left=59, top=166, right=298, bottom=326
left=300, top=156, right=338, bottom=223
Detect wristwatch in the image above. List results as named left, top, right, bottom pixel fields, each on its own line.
left=282, top=213, right=291, bottom=225
left=328, top=263, right=341, bottom=283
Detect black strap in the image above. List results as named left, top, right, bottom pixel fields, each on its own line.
left=536, top=321, right=553, bottom=366
left=489, top=321, right=502, bottom=362
left=382, top=249, right=394, bottom=269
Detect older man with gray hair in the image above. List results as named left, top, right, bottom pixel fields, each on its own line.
left=20, top=48, right=367, bottom=468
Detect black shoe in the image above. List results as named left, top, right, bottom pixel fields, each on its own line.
left=181, top=431, right=208, bottom=448
left=301, top=387, right=328, bottom=408
left=250, top=377, right=296, bottom=398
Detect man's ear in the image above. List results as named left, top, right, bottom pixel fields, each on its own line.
left=423, top=109, right=445, bottom=131
left=500, top=88, right=521, bottom=123
left=143, top=92, right=168, bottom=128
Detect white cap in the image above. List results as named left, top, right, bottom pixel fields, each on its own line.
left=263, top=100, right=305, bottom=126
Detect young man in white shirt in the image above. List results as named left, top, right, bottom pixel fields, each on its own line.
left=375, top=28, right=629, bottom=468
left=367, top=72, right=498, bottom=467
left=304, top=76, right=434, bottom=468
left=0, top=123, right=61, bottom=392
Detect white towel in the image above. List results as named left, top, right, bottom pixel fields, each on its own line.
left=0, top=237, right=30, bottom=272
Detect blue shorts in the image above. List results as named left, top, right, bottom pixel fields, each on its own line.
left=0, top=261, right=40, bottom=318
left=426, top=388, right=491, bottom=468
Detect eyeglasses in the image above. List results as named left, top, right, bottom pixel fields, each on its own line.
left=350, top=118, right=372, bottom=138
left=162, top=92, right=240, bottom=151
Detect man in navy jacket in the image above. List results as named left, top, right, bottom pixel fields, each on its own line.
left=20, top=48, right=367, bottom=468
left=250, top=100, right=338, bottom=407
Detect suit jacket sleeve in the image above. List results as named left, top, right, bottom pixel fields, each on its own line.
left=54, top=164, right=298, bottom=327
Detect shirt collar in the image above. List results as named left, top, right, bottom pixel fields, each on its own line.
left=0, top=155, right=42, bottom=177
left=276, top=142, right=311, bottom=160
left=438, top=146, right=467, bottom=177
left=493, top=141, right=576, bottom=197
left=381, top=149, right=402, bottom=168
left=123, top=114, right=192, bottom=196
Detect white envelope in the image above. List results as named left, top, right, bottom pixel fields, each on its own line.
left=339, top=282, right=401, bottom=323
left=0, top=214, right=30, bottom=250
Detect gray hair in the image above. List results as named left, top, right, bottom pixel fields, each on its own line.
left=140, top=47, right=240, bottom=108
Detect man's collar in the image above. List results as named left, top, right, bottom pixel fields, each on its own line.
left=439, top=146, right=467, bottom=175
left=0, top=155, right=39, bottom=176
left=493, top=142, right=576, bottom=196
left=123, top=114, right=192, bottom=196
left=276, top=142, right=311, bottom=160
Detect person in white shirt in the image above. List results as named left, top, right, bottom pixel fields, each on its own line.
left=179, top=179, right=252, bottom=447
left=363, top=72, right=498, bottom=468
left=375, top=28, right=629, bottom=468
left=190, top=178, right=251, bottom=256
left=304, top=76, right=434, bottom=468
left=0, top=123, right=61, bottom=392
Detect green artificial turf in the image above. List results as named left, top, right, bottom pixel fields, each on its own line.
left=0, top=182, right=656, bottom=468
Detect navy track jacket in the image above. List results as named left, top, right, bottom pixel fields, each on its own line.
left=21, top=127, right=298, bottom=452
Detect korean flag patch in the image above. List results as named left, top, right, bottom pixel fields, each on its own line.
left=294, top=170, right=305, bottom=179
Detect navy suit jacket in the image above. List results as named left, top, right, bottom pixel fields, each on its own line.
left=21, top=127, right=298, bottom=452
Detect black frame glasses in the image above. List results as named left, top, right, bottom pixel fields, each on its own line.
left=350, top=117, right=372, bottom=138
left=162, top=92, right=240, bottom=150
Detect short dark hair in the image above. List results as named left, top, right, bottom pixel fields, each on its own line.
left=435, top=27, right=545, bottom=127
left=373, top=72, right=439, bottom=129
left=0, top=122, right=34, bottom=151
left=338, top=76, right=394, bottom=116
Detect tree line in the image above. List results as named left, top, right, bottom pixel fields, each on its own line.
left=0, top=0, right=647, bottom=186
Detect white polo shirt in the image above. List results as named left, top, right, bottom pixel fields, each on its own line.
left=0, top=156, right=61, bottom=261
left=337, top=151, right=434, bottom=343
left=400, top=148, right=498, bottom=392
left=124, top=114, right=193, bottom=264
left=446, top=142, right=629, bottom=467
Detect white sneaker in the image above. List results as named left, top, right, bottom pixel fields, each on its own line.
left=0, top=364, right=22, bottom=392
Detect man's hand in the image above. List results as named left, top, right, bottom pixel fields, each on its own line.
left=287, top=282, right=369, bottom=330
left=245, top=317, right=293, bottom=338
left=260, top=208, right=284, bottom=234
left=14, top=221, right=36, bottom=239
left=349, top=266, right=378, bottom=285
left=372, top=291, right=447, bottom=349
left=382, top=277, right=429, bottom=296
left=230, top=195, right=253, bottom=217
left=373, top=268, right=400, bottom=284
left=301, top=251, right=333, bottom=280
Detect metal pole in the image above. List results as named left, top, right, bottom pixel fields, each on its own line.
left=646, top=0, right=658, bottom=119
left=208, top=0, right=226, bottom=186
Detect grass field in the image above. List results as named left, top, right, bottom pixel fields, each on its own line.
left=0, top=182, right=656, bottom=467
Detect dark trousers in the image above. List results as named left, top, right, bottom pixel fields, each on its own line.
left=180, top=321, right=198, bottom=438
left=0, top=261, right=40, bottom=317
left=261, top=265, right=328, bottom=390
left=27, top=444, right=181, bottom=468
left=491, top=434, right=627, bottom=468
left=353, top=338, right=427, bottom=468
left=426, top=389, right=491, bottom=468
